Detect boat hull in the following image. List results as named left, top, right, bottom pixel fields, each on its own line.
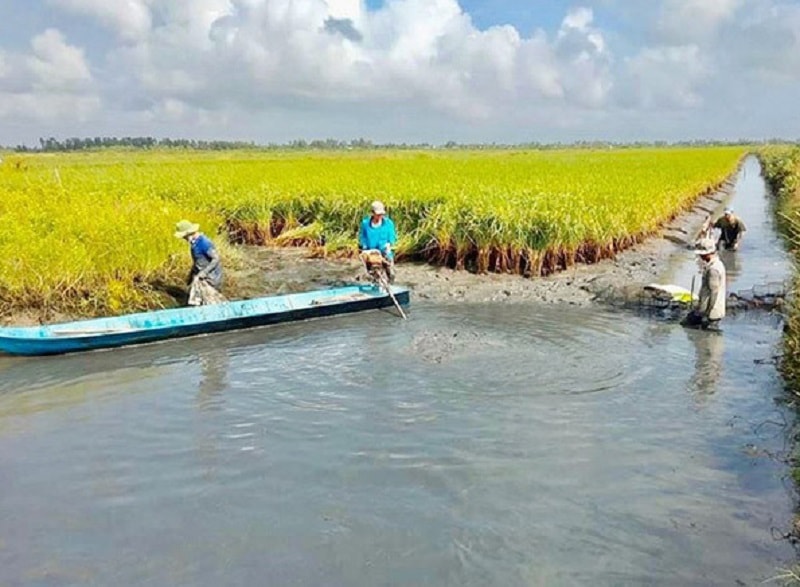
left=0, top=285, right=410, bottom=356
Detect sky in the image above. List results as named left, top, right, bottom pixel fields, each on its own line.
left=1, top=0, right=799, bottom=146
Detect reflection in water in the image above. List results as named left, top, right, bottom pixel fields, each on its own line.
left=193, top=347, right=233, bottom=478
left=196, top=347, right=230, bottom=412
left=644, top=322, right=673, bottom=344
left=718, top=249, right=742, bottom=281
left=686, top=329, right=724, bottom=404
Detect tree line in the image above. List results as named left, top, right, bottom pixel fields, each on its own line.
left=15, top=136, right=257, bottom=152
left=8, top=136, right=799, bottom=153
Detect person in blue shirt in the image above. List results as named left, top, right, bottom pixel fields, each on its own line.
left=174, top=220, right=224, bottom=304
left=358, top=200, right=397, bottom=283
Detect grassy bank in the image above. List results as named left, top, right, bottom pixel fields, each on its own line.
left=759, top=145, right=800, bottom=585
left=759, top=146, right=800, bottom=388
left=0, top=147, right=744, bottom=318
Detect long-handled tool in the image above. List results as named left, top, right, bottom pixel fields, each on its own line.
left=361, top=250, right=407, bottom=320
left=682, top=273, right=702, bottom=328
left=375, top=269, right=408, bottom=320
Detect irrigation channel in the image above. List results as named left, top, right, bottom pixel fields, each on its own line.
left=0, top=156, right=798, bottom=586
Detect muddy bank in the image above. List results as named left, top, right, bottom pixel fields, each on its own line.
left=232, top=177, right=736, bottom=307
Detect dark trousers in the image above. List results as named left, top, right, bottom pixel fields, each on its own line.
left=682, top=310, right=721, bottom=330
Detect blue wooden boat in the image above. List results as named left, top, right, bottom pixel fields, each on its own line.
left=0, top=284, right=410, bottom=356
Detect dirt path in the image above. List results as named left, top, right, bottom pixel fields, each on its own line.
left=231, top=177, right=735, bottom=306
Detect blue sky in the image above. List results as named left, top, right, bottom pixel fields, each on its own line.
left=1, top=0, right=799, bottom=146
left=366, top=0, right=569, bottom=32
left=461, top=0, right=584, bottom=34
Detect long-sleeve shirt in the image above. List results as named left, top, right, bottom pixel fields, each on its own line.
left=189, top=234, right=223, bottom=288
left=359, top=216, right=396, bottom=259
left=697, top=256, right=726, bottom=321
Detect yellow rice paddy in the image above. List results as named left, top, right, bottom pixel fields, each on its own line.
left=0, top=147, right=745, bottom=316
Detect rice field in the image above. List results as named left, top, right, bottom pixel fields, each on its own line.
left=0, top=147, right=745, bottom=317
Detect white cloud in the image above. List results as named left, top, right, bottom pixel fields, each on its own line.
left=657, top=0, right=742, bottom=44
left=553, top=7, right=612, bottom=107
left=0, top=28, right=99, bottom=123
left=718, top=2, right=800, bottom=81
left=3, top=0, right=800, bottom=144
left=621, top=44, right=707, bottom=109
left=94, top=0, right=614, bottom=128
left=28, top=29, right=92, bottom=91
left=50, top=0, right=153, bottom=42
left=0, top=92, right=101, bottom=122
left=325, top=0, right=362, bottom=22
left=617, top=0, right=800, bottom=114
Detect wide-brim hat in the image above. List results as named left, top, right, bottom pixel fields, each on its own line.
left=693, top=236, right=717, bottom=255
left=174, top=220, right=200, bottom=238
left=371, top=200, right=386, bottom=215
left=695, top=244, right=717, bottom=256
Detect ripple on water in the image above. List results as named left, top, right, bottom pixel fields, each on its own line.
left=400, top=304, right=657, bottom=400
left=0, top=297, right=795, bottom=586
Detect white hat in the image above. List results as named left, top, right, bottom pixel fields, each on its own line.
left=695, top=243, right=717, bottom=256
left=371, top=200, right=386, bottom=215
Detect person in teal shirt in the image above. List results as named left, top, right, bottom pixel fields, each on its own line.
left=359, top=200, right=397, bottom=283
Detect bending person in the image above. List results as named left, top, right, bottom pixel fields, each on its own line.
left=358, top=200, right=397, bottom=283
left=712, top=208, right=747, bottom=250
left=174, top=219, right=225, bottom=305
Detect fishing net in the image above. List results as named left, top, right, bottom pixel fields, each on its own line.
left=188, top=278, right=227, bottom=306
left=728, top=281, right=790, bottom=311
left=594, top=280, right=791, bottom=319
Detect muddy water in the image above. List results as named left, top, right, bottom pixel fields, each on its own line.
left=0, top=157, right=797, bottom=586
left=662, top=156, right=793, bottom=290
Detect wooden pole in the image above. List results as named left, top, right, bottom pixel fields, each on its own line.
left=361, top=252, right=407, bottom=320
left=376, top=271, right=408, bottom=320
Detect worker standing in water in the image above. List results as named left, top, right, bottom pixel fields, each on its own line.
left=702, top=208, right=747, bottom=251
left=683, top=242, right=726, bottom=330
